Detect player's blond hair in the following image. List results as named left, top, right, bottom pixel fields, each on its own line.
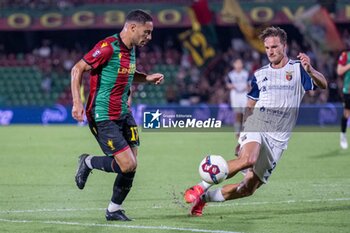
left=259, top=26, right=287, bottom=45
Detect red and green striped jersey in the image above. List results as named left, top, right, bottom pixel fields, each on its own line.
left=338, top=51, right=350, bottom=94
left=83, top=34, right=136, bottom=122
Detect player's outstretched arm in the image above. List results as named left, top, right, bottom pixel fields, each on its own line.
left=71, top=59, right=91, bottom=122
left=134, top=70, right=164, bottom=84
left=297, top=53, right=328, bottom=89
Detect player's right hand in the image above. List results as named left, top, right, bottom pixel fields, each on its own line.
left=297, top=53, right=311, bottom=73
left=146, top=73, right=164, bottom=85
left=72, top=103, right=84, bottom=122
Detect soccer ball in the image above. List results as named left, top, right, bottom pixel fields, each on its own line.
left=199, top=155, right=228, bottom=184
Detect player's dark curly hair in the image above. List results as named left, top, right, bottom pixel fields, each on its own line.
left=259, top=26, right=287, bottom=45
left=126, top=9, right=153, bottom=23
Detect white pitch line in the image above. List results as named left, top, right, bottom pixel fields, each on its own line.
left=1, top=197, right=349, bottom=214
left=312, top=184, right=350, bottom=187
left=0, top=218, right=242, bottom=233
left=208, top=197, right=350, bottom=208
left=0, top=207, right=104, bottom=214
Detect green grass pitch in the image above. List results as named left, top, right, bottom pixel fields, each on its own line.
left=0, top=125, right=349, bottom=233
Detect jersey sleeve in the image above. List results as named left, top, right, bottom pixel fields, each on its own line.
left=300, top=65, right=316, bottom=91
left=247, top=75, right=259, bottom=100
left=83, top=40, right=113, bottom=69
left=338, top=51, right=348, bottom=66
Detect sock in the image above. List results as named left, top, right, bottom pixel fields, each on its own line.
left=111, top=172, right=135, bottom=205
left=85, top=155, right=93, bottom=169
left=107, top=202, right=122, bottom=212
left=90, top=156, right=122, bottom=173
left=199, top=180, right=212, bottom=191
left=204, top=188, right=225, bottom=202
left=341, top=116, right=348, bottom=133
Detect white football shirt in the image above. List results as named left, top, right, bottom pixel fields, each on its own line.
left=244, top=59, right=316, bottom=149
left=227, top=69, right=249, bottom=93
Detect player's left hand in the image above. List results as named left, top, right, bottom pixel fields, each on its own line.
left=297, top=53, right=312, bottom=73
left=146, top=73, right=164, bottom=85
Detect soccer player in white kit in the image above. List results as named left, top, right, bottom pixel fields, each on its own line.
left=184, top=26, right=328, bottom=216
left=226, top=58, right=249, bottom=153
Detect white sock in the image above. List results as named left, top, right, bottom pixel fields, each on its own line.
left=199, top=180, right=212, bottom=191
left=204, top=188, right=225, bottom=202
left=84, top=155, right=93, bottom=169
left=107, top=202, right=122, bottom=212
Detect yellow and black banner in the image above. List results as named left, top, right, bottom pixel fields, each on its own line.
left=178, top=0, right=217, bottom=67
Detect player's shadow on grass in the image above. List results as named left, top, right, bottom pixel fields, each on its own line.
left=311, top=149, right=344, bottom=159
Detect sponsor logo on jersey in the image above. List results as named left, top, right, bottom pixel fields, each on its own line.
left=118, top=63, right=136, bottom=74
left=269, top=85, right=294, bottom=90
left=92, top=49, right=101, bottom=58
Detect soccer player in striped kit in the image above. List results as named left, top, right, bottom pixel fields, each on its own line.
left=337, top=48, right=350, bottom=149
left=184, top=26, right=327, bottom=216
left=71, top=9, right=163, bottom=221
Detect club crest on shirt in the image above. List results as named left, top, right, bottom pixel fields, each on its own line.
left=285, top=71, right=293, bottom=81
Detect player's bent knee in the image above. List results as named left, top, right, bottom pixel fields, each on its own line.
left=119, top=160, right=137, bottom=173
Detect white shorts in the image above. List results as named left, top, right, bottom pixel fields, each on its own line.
left=230, top=91, right=247, bottom=113
left=238, top=132, right=284, bottom=183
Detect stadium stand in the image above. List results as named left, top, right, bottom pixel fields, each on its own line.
left=0, top=0, right=348, bottom=107
left=0, top=34, right=345, bottom=106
